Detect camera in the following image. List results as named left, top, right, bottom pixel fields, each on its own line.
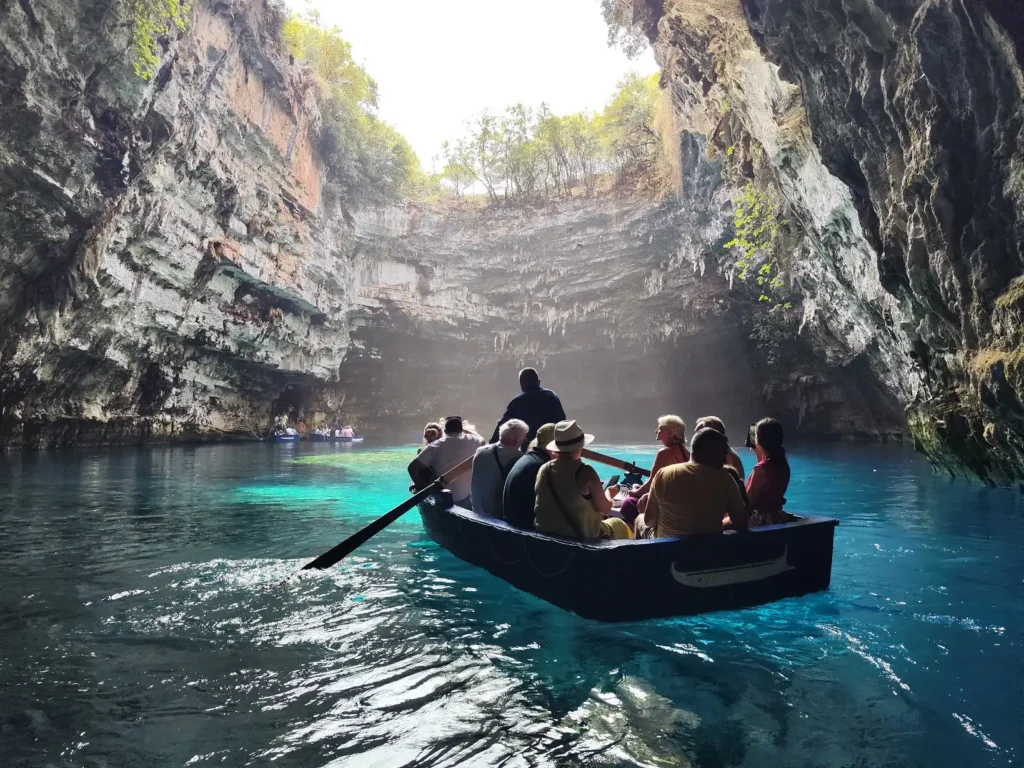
left=745, top=423, right=756, bottom=449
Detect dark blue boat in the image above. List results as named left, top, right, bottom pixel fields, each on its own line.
left=418, top=496, right=838, bottom=622
left=273, top=433, right=301, bottom=443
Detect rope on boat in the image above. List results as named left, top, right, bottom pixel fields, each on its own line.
left=524, top=539, right=575, bottom=578
left=485, top=530, right=523, bottom=566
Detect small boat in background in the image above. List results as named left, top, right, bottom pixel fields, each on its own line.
left=273, top=428, right=301, bottom=443
left=335, top=435, right=364, bottom=444
left=418, top=495, right=838, bottom=621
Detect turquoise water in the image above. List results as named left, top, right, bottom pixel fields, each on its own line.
left=0, top=441, right=1020, bottom=767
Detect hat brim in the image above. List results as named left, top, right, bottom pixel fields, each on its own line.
left=546, top=433, right=595, bottom=453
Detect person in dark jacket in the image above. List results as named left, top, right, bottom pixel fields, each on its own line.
left=501, top=423, right=556, bottom=528
left=489, top=368, right=566, bottom=449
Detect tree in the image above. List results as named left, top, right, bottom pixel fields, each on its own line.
left=281, top=13, right=425, bottom=204
left=127, top=0, right=191, bottom=80
left=602, top=72, right=660, bottom=183
left=434, top=72, right=665, bottom=203
left=598, top=0, right=650, bottom=59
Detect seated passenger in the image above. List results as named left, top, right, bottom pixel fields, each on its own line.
left=407, top=416, right=485, bottom=508
left=618, top=415, right=690, bottom=525
left=501, top=423, right=556, bottom=529
left=534, top=421, right=631, bottom=540
left=635, top=428, right=749, bottom=538
left=419, top=421, right=442, bottom=453
left=340, top=425, right=355, bottom=438
left=746, top=418, right=791, bottom=527
left=471, top=419, right=529, bottom=518
left=694, top=415, right=745, bottom=477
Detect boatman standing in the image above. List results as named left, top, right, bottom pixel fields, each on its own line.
left=489, top=367, right=566, bottom=450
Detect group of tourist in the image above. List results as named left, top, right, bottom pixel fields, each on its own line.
left=407, top=367, right=791, bottom=541
left=313, top=425, right=358, bottom=439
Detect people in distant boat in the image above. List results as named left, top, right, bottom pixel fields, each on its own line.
left=489, top=367, right=566, bottom=451
left=746, top=418, right=791, bottom=527
left=617, top=415, right=691, bottom=527
left=502, top=422, right=556, bottom=529
left=635, top=428, right=749, bottom=538
left=695, top=415, right=745, bottom=477
left=534, top=421, right=631, bottom=540
left=419, top=421, right=443, bottom=452
left=340, top=425, right=355, bottom=438
left=407, top=416, right=485, bottom=508
left=471, top=419, right=529, bottom=518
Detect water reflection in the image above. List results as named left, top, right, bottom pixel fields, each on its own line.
left=0, top=442, right=1020, bottom=767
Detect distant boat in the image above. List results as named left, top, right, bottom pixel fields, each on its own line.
left=273, top=431, right=301, bottom=443
left=309, top=433, right=364, bottom=443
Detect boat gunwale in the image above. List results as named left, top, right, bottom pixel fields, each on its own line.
left=422, top=498, right=839, bottom=551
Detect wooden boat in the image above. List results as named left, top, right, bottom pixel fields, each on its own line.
left=273, top=432, right=301, bottom=443
left=417, top=493, right=838, bottom=622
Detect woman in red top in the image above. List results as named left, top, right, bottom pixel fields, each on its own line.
left=746, top=418, right=791, bottom=526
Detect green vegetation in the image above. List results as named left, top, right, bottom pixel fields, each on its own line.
left=723, top=182, right=790, bottom=310
left=437, top=73, right=666, bottom=202
left=598, top=0, right=650, bottom=58
left=282, top=12, right=426, bottom=204
left=127, top=0, right=191, bottom=80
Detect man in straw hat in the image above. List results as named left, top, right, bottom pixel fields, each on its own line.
left=534, top=420, right=632, bottom=540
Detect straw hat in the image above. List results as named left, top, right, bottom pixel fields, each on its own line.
left=546, top=420, right=595, bottom=453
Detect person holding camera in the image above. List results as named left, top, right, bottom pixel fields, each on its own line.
left=745, top=417, right=791, bottom=526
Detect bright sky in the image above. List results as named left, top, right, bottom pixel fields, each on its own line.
left=291, top=0, right=657, bottom=169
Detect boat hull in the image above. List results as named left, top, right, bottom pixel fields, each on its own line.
left=417, top=499, right=837, bottom=622
left=273, top=434, right=301, bottom=443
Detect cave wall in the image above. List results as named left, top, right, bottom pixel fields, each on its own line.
left=0, top=0, right=354, bottom=446
left=0, top=0, right=776, bottom=446
left=644, top=0, right=1023, bottom=483
left=4, top=0, right=1015, bottom=482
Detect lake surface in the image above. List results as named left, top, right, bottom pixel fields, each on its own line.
left=1, top=441, right=1020, bottom=767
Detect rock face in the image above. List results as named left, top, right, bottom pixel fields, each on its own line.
left=644, top=0, right=1023, bottom=485
left=1, top=0, right=1021, bottom=488
left=0, top=0, right=355, bottom=445
left=0, top=0, right=895, bottom=450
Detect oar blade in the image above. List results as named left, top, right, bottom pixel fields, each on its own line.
left=301, top=486, right=434, bottom=570
left=298, top=453, right=475, bottom=573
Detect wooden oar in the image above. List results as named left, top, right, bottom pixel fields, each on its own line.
left=300, top=455, right=475, bottom=571
left=582, top=448, right=652, bottom=477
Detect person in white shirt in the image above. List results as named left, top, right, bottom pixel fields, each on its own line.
left=407, top=416, right=485, bottom=507
left=471, top=419, right=528, bottom=518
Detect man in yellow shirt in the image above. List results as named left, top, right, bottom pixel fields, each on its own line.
left=636, top=428, right=749, bottom=537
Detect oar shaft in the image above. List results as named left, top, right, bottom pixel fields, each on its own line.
left=301, top=482, right=440, bottom=570
left=581, top=449, right=652, bottom=477
left=299, top=454, right=476, bottom=572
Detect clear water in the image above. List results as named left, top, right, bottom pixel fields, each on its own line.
left=1, top=441, right=1020, bottom=767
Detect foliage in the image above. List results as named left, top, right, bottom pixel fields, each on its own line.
left=282, top=12, right=426, bottom=204
left=437, top=73, right=664, bottom=202
left=598, top=0, right=650, bottom=58
left=724, top=182, right=791, bottom=311
left=127, top=0, right=191, bottom=80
